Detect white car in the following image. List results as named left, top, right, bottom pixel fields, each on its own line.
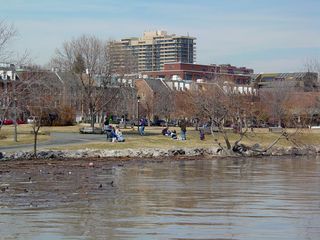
left=27, top=116, right=36, bottom=124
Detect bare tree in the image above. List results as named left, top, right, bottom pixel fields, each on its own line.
left=17, top=71, right=61, bottom=156
left=260, top=81, right=292, bottom=127
left=103, top=85, right=137, bottom=127
left=0, top=20, right=30, bottom=65
left=51, top=35, right=120, bottom=128
left=190, top=82, right=233, bottom=149
left=173, top=90, right=195, bottom=119
left=0, top=21, right=16, bottom=133
left=301, top=94, right=320, bottom=127
left=153, top=89, right=174, bottom=125
left=188, top=81, right=300, bottom=154
left=305, top=58, right=320, bottom=91
left=0, top=20, right=30, bottom=141
left=137, top=90, right=154, bottom=126
left=0, top=77, right=14, bottom=130
left=0, top=20, right=16, bottom=62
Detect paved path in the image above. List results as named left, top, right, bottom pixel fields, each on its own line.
left=0, top=132, right=108, bottom=153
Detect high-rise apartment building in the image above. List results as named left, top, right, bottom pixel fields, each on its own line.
left=108, top=31, right=196, bottom=73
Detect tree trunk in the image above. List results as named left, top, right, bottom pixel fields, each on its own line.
left=218, top=123, right=231, bottom=150
left=34, top=132, right=38, bottom=157
left=223, top=131, right=232, bottom=150
left=90, top=108, right=95, bottom=128
left=195, top=119, right=199, bottom=131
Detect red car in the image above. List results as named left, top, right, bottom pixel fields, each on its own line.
left=17, top=119, right=26, bottom=124
left=3, top=119, right=13, bottom=125
left=2, top=119, right=25, bottom=125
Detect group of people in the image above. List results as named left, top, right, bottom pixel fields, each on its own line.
left=103, top=116, right=193, bottom=142
left=162, top=127, right=177, bottom=140
left=104, top=118, right=125, bottom=142
left=161, top=119, right=188, bottom=140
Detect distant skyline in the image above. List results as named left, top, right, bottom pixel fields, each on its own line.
left=2, top=0, right=320, bottom=73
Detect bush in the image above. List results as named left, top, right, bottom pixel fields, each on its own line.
left=54, top=106, right=76, bottom=126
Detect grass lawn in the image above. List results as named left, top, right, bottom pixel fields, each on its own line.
left=0, top=124, right=50, bottom=146
left=0, top=124, right=85, bottom=146
left=1, top=124, right=319, bottom=150
left=50, top=126, right=320, bottom=151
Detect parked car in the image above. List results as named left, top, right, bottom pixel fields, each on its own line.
left=16, top=119, right=25, bottom=124
left=3, top=119, right=13, bottom=125
left=258, top=123, right=269, bottom=128
left=2, top=119, right=25, bottom=125
left=152, top=119, right=166, bottom=126
left=27, top=116, right=36, bottom=124
left=167, top=120, right=178, bottom=127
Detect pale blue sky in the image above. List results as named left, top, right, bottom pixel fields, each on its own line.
left=2, top=0, right=320, bottom=72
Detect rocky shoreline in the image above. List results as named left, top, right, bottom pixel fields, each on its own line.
left=1, top=145, right=320, bottom=161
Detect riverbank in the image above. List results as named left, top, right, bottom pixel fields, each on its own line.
left=2, top=125, right=320, bottom=150
left=1, top=125, right=320, bottom=161
left=1, top=145, right=320, bottom=161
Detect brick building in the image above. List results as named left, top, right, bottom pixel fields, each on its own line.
left=143, top=62, right=253, bottom=84
left=251, top=72, right=319, bottom=91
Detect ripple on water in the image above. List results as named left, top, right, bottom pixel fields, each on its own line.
left=0, top=156, right=320, bottom=239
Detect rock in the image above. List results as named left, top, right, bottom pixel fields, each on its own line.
left=184, top=148, right=204, bottom=156
left=232, top=144, right=248, bottom=154
left=169, top=149, right=186, bottom=156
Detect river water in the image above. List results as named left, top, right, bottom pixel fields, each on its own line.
left=1, top=156, right=320, bottom=240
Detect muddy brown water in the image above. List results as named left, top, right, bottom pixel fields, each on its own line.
left=1, top=156, right=320, bottom=240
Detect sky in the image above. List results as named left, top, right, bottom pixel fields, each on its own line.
left=2, top=0, right=320, bottom=73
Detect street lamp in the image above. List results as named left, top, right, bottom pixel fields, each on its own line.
left=13, top=97, right=17, bottom=142
left=11, top=65, right=18, bottom=142
left=137, top=95, right=140, bottom=121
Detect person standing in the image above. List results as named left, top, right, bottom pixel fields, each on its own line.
left=139, top=118, right=145, bottom=135
left=199, top=129, right=205, bottom=140
left=179, top=119, right=187, bottom=140
left=103, top=117, right=109, bottom=132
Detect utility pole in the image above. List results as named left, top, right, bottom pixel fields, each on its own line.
left=11, top=65, right=17, bottom=142
left=10, top=64, right=18, bottom=142
left=137, top=95, right=140, bottom=121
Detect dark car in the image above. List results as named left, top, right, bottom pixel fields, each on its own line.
left=152, top=120, right=166, bottom=126
left=167, top=120, right=178, bottom=127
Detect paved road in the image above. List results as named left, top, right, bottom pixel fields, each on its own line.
left=0, top=132, right=108, bottom=153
